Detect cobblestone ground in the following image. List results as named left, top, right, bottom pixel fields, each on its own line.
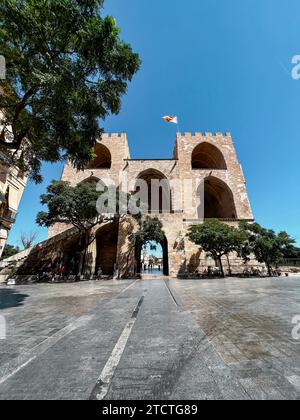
left=169, top=277, right=300, bottom=400
left=0, top=277, right=299, bottom=400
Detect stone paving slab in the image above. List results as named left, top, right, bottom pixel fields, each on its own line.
left=169, top=277, right=300, bottom=400
left=0, top=277, right=299, bottom=400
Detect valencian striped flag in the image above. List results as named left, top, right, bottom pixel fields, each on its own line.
left=162, top=115, right=178, bottom=124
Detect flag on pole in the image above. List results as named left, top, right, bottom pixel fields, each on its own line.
left=162, top=116, right=178, bottom=124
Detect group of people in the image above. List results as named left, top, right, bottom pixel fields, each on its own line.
left=143, top=264, right=161, bottom=272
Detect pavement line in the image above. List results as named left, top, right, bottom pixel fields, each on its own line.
left=0, top=315, right=93, bottom=386
left=120, top=280, right=138, bottom=294
left=90, top=293, right=145, bottom=400
left=0, top=282, right=138, bottom=386
left=164, top=280, right=180, bottom=307
left=0, top=356, right=36, bottom=385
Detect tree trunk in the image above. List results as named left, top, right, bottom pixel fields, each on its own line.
left=226, top=254, right=232, bottom=276
left=77, top=231, right=90, bottom=277
left=77, top=244, right=85, bottom=277
left=218, top=256, right=225, bottom=278
left=80, top=231, right=91, bottom=276
left=81, top=246, right=87, bottom=276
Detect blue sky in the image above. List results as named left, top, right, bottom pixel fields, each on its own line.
left=8, top=0, right=300, bottom=247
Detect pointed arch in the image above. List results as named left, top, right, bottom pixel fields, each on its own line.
left=95, top=222, right=119, bottom=276
left=87, top=143, right=111, bottom=169
left=192, top=142, right=227, bottom=170
left=198, top=176, right=237, bottom=219
left=135, top=169, right=172, bottom=214
left=135, top=236, right=169, bottom=276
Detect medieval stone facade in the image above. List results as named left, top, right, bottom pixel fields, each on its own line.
left=48, top=131, right=254, bottom=278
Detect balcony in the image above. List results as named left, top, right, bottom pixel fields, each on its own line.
left=0, top=209, right=17, bottom=226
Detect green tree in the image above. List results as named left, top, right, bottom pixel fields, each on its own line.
left=0, top=0, right=140, bottom=182
left=188, top=219, right=245, bottom=277
left=239, top=222, right=295, bottom=277
left=1, top=243, right=20, bottom=260
left=282, top=244, right=300, bottom=259
left=134, top=217, right=165, bottom=246
left=36, top=180, right=117, bottom=274
left=124, top=216, right=165, bottom=277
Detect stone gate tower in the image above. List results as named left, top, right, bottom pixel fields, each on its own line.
left=47, top=131, right=254, bottom=278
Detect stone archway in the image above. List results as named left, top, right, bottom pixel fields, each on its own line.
left=87, top=143, right=111, bottom=169
left=95, top=222, right=119, bottom=276
left=192, top=142, right=227, bottom=169
left=135, top=169, right=172, bottom=214
left=199, top=176, right=237, bottom=219
left=135, top=236, right=169, bottom=276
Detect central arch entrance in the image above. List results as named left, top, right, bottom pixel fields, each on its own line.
left=95, top=222, right=118, bottom=276
left=136, top=237, right=169, bottom=277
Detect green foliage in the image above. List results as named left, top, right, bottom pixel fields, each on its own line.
left=36, top=179, right=106, bottom=232
left=36, top=179, right=119, bottom=274
left=188, top=219, right=246, bottom=277
left=282, top=244, right=300, bottom=259
left=188, top=220, right=296, bottom=277
left=1, top=243, right=20, bottom=260
left=0, top=0, right=140, bottom=182
left=239, top=222, right=295, bottom=276
left=134, top=216, right=165, bottom=247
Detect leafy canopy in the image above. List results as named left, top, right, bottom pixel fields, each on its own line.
left=1, top=243, right=20, bottom=260
left=133, top=216, right=165, bottom=247
left=0, top=0, right=140, bottom=182
left=282, top=244, right=300, bottom=259
left=239, top=221, right=295, bottom=273
left=188, top=219, right=245, bottom=259
left=36, top=179, right=108, bottom=233
left=188, top=219, right=246, bottom=277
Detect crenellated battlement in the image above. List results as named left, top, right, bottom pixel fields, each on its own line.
left=99, top=132, right=232, bottom=143
left=45, top=127, right=253, bottom=280
left=176, top=132, right=232, bottom=138
left=99, top=133, right=127, bottom=141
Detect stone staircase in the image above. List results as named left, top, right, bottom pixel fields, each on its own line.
left=0, top=248, right=32, bottom=283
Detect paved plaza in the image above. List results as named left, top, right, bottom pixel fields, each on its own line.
left=0, top=277, right=299, bottom=400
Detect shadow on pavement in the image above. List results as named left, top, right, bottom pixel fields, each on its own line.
left=0, top=288, right=29, bottom=310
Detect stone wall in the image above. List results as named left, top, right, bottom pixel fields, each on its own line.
left=19, top=131, right=256, bottom=279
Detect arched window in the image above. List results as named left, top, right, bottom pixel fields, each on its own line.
left=135, top=169, right=172, bottom=214
left=192, top=142, right=227, bottom=170
left=87, top=144, right=111, bottom=169
left=198, top=176, right=237, bottom=219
